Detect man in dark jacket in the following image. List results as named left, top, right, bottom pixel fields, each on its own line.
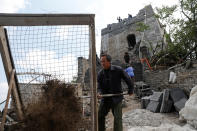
left=97, top=54, right=134, bottom=131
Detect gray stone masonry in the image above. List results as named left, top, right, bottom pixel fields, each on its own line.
left=18, top=83, right=82, bottom=109
left=101, top=5, right=166, bottom=63
left=144, top=64, right=197, bottom=96
left=77, top=57, right=89, bottom=83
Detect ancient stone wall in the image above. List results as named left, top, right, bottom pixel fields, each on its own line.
left=101, top=5, right=166, bottom=63
left=144, top=62, right=197, bottom=96
left=77, top=57, right=89, bottom=83
left=18, top=83, right=82, bottom=109
left=18, top=83, right=44, bottom=109
left=132, top=63, right=144, bottom=82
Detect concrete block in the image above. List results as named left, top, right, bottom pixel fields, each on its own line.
left=141, top=96, right=151, bottom=109
left=170, top=88, right=187, bottom=103
left=163, top=89, right=170, bottom=101
left=174, top=98, right=187, bottom=112
left=146, top=101, right=161, bottom=113
left=150, top=92, right=163, bottom=102
left=160, top=89, right=171, bottom=113
left=160, top=100, right=173, bottom=113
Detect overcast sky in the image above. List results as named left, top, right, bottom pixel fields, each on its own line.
left=0, top=0, right=179, bottom=110
left=0, top=0, right=179, bottom=51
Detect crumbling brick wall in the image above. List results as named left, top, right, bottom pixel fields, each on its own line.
left=18, top=83, right=82, bottom=109
left=144, top=64, right=197, bottom=96
left=18, top=83, right=44, bottom=109
left=77, top=57, right=89, bottom=83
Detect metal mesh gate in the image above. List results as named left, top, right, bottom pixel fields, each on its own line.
left=0, top=14, right=97, bottom=131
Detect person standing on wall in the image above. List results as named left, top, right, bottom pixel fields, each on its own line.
left=124, top=52, right=130, bottom=64
left=97, top=54, right=134, bottom=131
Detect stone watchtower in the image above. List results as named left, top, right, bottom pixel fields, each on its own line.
left=101, top=5, right=166, bottom=64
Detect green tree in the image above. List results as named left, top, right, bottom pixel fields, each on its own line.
left=153, top=0, right=197, bottom=66
left=136, top=22, right=150, bottom=32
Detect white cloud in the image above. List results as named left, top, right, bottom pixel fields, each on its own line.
left=86, top=0, right=179, bottom=28
left=53, top=25, right=89, bottom=41
left=54, top=26, right=70, bottom=40
left=16, top=49, right=77, bottom=82
left=85, top=0, right=179, bottom=54
left=0, top=0, right=29, bottom=13
left=0, top=82, right=8, bottom=97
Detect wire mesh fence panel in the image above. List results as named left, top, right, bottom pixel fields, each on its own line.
left=0, top=14, right=97, bottom=131
left=6, top=25, right=89, bottom=84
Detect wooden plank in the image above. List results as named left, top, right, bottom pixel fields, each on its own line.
left=89, top=16, right=98, bottom=131
left=0, top=26, right=24, bottom=120
left=0, top=28, right=12, bottom=78
left=0, top=13, right=95, bottom=26
left=0, top=69, right=15, bottom=131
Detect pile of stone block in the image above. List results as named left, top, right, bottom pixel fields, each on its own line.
left=134, top=81, right=153, bottom=98
left=141, top=88, right=188, bottom=113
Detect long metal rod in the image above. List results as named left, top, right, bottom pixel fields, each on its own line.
left=0, top=100, right=6, bottom=105
left=80, top=92, right=128, bottom=99
left=16, top=72, right=51, bottom=76
left=22, top=75, right=43, bottom=89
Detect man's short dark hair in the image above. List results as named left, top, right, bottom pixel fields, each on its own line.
left=101, top=54, right=112, bottom=62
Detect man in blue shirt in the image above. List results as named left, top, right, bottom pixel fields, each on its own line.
left=125, top=66, right=135, bottom=83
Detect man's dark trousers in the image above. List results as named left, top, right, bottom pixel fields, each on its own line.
left=98, top=101, right=122, bottom=131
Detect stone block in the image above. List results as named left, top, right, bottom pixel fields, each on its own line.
left=146, top=101, right=161, bottom=113
left=163, top=89, right=170, bottom=101
left=160, top=100, right=173, bottom=113
left=179, top=85, right=197, bottom=129
left=134, top=82, right=152, bottom=98
left=160, top=89, right=173, bottom=113
left=150, top=92, right=163, bottom=102
left=170, top=88, right=187, bottom=103
left=190, top=85, right=197, bottom=96
left=174, top=98, right=187, bottom=112
left=141, top=96, right=151, bottom=109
